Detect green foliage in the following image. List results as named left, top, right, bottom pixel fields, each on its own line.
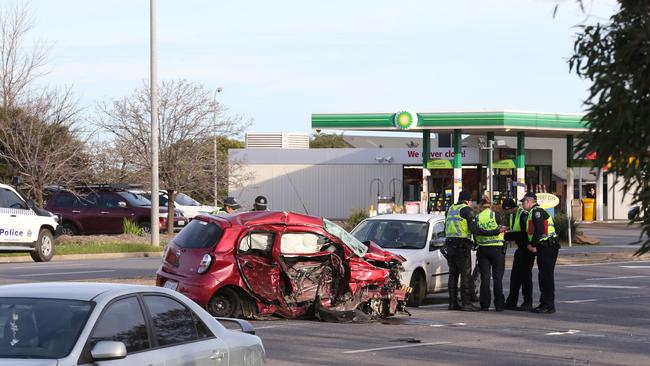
left=345, top=208, right=368, bottom=231
left=122, top=218, right=144, bottom=236
left=310, top=133, right=352, bottom=148
left=554, top=212, right=579, bottom=242
left=569, top=1, right=650, bottom=255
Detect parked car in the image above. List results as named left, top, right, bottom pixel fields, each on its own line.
left=156, top=211, right=409, bottom=321
left=0, top=183, right=59, bottom=262
left=45, top=186, right=187, bottom=235
left=0, top=282, right=265, bottom=365
left=351, top=214, right=477, bottom=307
left=135, top=190, right=215, bottom=220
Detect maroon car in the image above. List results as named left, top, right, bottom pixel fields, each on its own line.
left=156, top=211, right=410, bottom=321
left=45, top=189, right=186, bottom=235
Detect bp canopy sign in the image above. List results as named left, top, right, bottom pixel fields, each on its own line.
left=394, top=111, right=418, bottom=130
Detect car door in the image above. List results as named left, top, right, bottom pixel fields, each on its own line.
left=0, top=187, right=32, bottom=244
left=427, top=220, right=449, bottom=292
left=142, top=294, right=228, bottom=366
left=235, top=227, right=283, bottom=303
left=75, top=193, right=104, bottom=234
left=79, top=296, right=164, bottom=366
left=97, top=192, right=130, bottom=234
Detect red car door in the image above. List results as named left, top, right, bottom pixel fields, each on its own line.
left=235, top=226, right=283, bottom=303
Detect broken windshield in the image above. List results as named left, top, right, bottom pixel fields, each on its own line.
left=323, top=218, right=368, bottom=257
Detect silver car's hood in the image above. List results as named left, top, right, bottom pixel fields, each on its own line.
left=0, top=360, right=57, bottom=366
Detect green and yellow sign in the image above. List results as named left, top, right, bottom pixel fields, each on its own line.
left=394, top=111, right=417, bottom=130
left=427, top=160, right=453, bottom=169
left=492, top=159, right=516, bottom=169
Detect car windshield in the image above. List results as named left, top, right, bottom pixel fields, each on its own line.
left=0, top=298, right=93, bottom=359
left=117, top=192, right=152, bottom=206
left=175, top=193, right=200, bottom=206
left=351, top=220, right=429, bottom=250
left=323, top=218, right=368, bottom=257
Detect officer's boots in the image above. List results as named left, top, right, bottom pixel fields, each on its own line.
left=448, top=288, right=461, bottom=311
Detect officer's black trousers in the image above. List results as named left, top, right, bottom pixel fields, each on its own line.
left=477, top=246, right=505, bottom=309
left=537, top=242, right=559, bottom=309
left=505, top=246, right=536, bottom=306
left=446, top=239, right=473, bottom=306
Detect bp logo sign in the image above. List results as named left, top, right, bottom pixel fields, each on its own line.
left=394, top=111, right=417, bottom=130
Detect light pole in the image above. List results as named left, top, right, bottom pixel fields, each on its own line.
left=213, top=87, right=223, bottom=208
left=150, top=0, right=160, bottom=246
left=479, top=137, right=505, bottom=203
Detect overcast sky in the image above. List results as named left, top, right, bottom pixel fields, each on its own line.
left=25, top=0, right=618, bottom=136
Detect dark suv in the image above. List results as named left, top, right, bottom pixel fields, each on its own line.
left=45, top=187, right=187, bottom=235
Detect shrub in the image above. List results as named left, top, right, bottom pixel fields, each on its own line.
left=345, top=208, right=368, bottom=231
left=122, top=218, right=144, bottom=236
left=554, top=211, right=579, bottom=242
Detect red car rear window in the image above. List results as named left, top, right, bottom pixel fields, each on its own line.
left=173, top=220, right=223, bottom=249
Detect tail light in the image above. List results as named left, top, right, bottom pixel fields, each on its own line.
left=197, top=254, right=212, bottom=274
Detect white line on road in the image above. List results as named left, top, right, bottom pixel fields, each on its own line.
left=17, top=270, right=115, bottom=277
left=10, top=263, right=89, bottom=270
left=546, top=330, right=580, bottom=336
left=560, top=299, right=598, bottom=304
left=620, top=266, right=650, bottom=269
left=566, top=284, right=640, bottom=289
left=343, top=341, right=450, bottom=354
left=562, top=260, right=650, bottom=268
left=585, top=275, right=649, bottom=281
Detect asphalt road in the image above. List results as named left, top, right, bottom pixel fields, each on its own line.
left=249, top=260, right=650, bottom=366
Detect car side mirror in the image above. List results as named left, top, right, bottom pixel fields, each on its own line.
left=90, top=341, right=127, bottom=361
left=429, top=238, right=445, bottom=252
left=118, top=201, right=127, bottom=208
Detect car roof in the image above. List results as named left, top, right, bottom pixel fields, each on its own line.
left=0, top=282, right=154, bottom=301
left=220, top=210, right=324, bottom=227
left=363, top=213, right=445, bottom=223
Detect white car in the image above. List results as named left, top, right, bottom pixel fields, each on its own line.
left=0, top=282, right=265, bottom=365
left=134, top=190, right=215, bottom=220
left=0, top=183, right=59, bottom=262
left=351, top=214, right=476, bottom=307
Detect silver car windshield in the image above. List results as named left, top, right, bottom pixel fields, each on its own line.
left=323, top=218, right=368, bottom=257
left=0, top=298, right=93, bottom=359
left=351, top=220, right=429, bottom=250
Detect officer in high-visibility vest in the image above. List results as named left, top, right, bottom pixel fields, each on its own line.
left=475, top=195, right=508, bottom=311
left=521, top=192, right=559, bottom=314
left=503, top=197, right=534, bottom=311
left=445, top=190, right=506, bottom=311
left=211, top=196, right=241, bottom=215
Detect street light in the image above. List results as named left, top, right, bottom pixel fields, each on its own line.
left=150, top=0, right=160, bottom=246
left=479, top=137, right=505, bottom=204
left=213, top=88, right=223, bottom=207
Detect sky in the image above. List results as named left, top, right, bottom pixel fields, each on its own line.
left=22, top=0, right=619, bottom=137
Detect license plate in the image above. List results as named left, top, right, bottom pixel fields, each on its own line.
left=163, top=280, right=178, bottom=291
left=178, top=220, right=185, bottom=226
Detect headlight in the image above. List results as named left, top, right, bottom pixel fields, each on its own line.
left=197, top=254, right=212, bottom=274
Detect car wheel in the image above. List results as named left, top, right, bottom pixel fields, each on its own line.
left=208, top=288, right=242, bottom=318
left=60, top=222, right=78, bottom=236
left=407, top=272, right=426, bottom=307
left=31, top=229, right=55, bottom=262
left=138, top=221, right=152, bottom=234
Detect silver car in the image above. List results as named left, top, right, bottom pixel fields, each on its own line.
left=0, top=282, right=265, bottom=365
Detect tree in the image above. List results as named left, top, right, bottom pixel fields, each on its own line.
left=569, top=0, right=650, bottom=254
left=309, top=132, right=352, bottom=148
left=98, top=79, right=250, bottom=233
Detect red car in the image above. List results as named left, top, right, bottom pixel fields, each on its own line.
left=156, top=211, right=410, bottom=321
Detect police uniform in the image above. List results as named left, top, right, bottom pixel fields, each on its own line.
left=444, top=191, right=503, bottom=311
left=475, top=207, right=506, bottom=311
left=527, top=203, right=559, bottom=314
left=504, top=205, right=534, bottom=310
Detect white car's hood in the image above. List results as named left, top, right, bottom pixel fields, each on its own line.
left=0, top=360, right=57, bottom=366
left=379, top=247, right=431, bottom=270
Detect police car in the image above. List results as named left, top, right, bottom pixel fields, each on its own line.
left=0, top=183, right=59, bottom=262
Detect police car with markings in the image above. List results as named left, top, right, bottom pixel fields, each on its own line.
left=0, top=183, right=59, bottom=262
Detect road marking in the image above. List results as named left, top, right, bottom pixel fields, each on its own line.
left=620, top=266, right=650, bottom=269
left=17, top=270, right=115, bottom=277
left=566, top=284, right=640, bottom=289
left=586, top=275, right=649, bottom=281
left=562, top=260, right=650, bottom=268
left=560, top=299, right=598, bottom=304
left=10, top=263, right=88, bottom=270
left=546, top=330, right=580, bottom=336
left=343, top=341, right=450, bottom=354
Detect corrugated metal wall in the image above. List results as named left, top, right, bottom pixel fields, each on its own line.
left=230, top=164, right=403, bottom=219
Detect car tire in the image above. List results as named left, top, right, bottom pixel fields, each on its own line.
left=407, top=272, right=426, bottom=307
left=60, top=222, right=78, bottom=236
left=208, top=288, right=242, bottom=318
left=31, top=229, right=55, bottom=262
left=138, top=221, right=152, bottom=234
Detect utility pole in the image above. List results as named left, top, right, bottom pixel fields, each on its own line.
left=150, top=0, right=160, bottom=246
left=213, top=88, right=223, bottom=207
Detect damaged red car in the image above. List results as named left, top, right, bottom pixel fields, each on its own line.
left=156, top=211, right=410, bottom=321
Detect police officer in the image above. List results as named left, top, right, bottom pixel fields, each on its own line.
left=475, top=195, right=508, bottom=311
left=253, top=195, right=268, bottom=211
left=212, top=196, right=241, bottom=215
left=445, top=190, right=506, bottom=311
left=521, top=192, right=559, bottom=314
left=503, top=197, right=534, bottom=311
